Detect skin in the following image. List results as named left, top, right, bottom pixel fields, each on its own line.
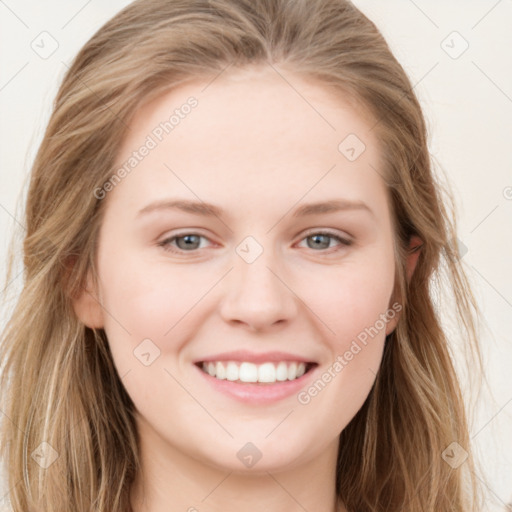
left=73, top=64, right=421, bottom=512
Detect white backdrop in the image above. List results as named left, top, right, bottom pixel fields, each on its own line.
left=0, top=1, right=511, bottom=510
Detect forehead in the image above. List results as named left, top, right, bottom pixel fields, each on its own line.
left=125, top=65, right=377, bottom=154
left=108, top=65, right=388, bottom=219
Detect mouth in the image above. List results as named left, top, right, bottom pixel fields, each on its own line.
left=194, top=360, right=318, bottom=385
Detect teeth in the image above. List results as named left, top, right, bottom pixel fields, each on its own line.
left=287, top=362, right=297, bottom=380
left=200, top=361, right=308, bottom=383
left=226, top=361, right=239, bottom=381
left=239, top=362, right=258, bottom=382
left=258, top=362, right=276, bottom=383
left=216, top=361, right=227, bottom=380
left=276, top=362, right=288, bottom=381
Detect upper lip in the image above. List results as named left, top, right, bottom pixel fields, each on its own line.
left=195, top=350, right=317, bottom=364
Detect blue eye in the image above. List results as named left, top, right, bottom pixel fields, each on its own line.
left=158, top=233, right=209, bottom=252
left=298, top=232, right=352, bottom=251
left=158, top=231, right=352, bottom=254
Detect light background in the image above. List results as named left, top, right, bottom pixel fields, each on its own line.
left=0, top=0, right=511, bottom=510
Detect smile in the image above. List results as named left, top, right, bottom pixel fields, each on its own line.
left=197, top=360, right=317, bottom=384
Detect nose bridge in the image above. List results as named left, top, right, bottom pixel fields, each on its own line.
left=219, top=237, right=297, bottom=330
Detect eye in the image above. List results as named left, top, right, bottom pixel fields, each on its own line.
left=157, top=230, right=352, bottom=255
left=296, top=231, right=352, bottom=252
left=158, top=233, right=212, bottom=253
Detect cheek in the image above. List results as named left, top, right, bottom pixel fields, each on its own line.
left=294, top=255, right=395, bottom=401
left=95, top=260, right=212, bottom=417
left=97, top=254, right=216, bottom=362
left=298, top=255, right=396, bottom=343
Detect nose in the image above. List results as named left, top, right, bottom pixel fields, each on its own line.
left=218, top=249, right=298, bottom=332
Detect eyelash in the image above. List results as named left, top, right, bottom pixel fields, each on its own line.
left=157, top=230, right=353, bottom=255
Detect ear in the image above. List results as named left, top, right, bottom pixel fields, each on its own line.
left=71, top=267, right=105, bottom=329
left=405, top=235, right=423, bottom=282
left=385, top=235, right=423, bottom=335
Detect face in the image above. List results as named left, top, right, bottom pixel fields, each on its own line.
left=75, top=65, right=413, bottom=473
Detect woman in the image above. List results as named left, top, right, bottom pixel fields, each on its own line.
left=0, top=0, right=486, bottom=510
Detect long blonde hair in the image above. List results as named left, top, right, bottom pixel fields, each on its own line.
left=0, top=0, right=486, bottom=510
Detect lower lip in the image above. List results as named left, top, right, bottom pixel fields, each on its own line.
left=193, top=363, right=318, bottom=405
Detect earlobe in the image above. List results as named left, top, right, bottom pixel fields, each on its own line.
left=71, top=269, right=105, bottom=329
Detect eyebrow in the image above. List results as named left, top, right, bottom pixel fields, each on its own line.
left=137, top=198, right=375, bottom=219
